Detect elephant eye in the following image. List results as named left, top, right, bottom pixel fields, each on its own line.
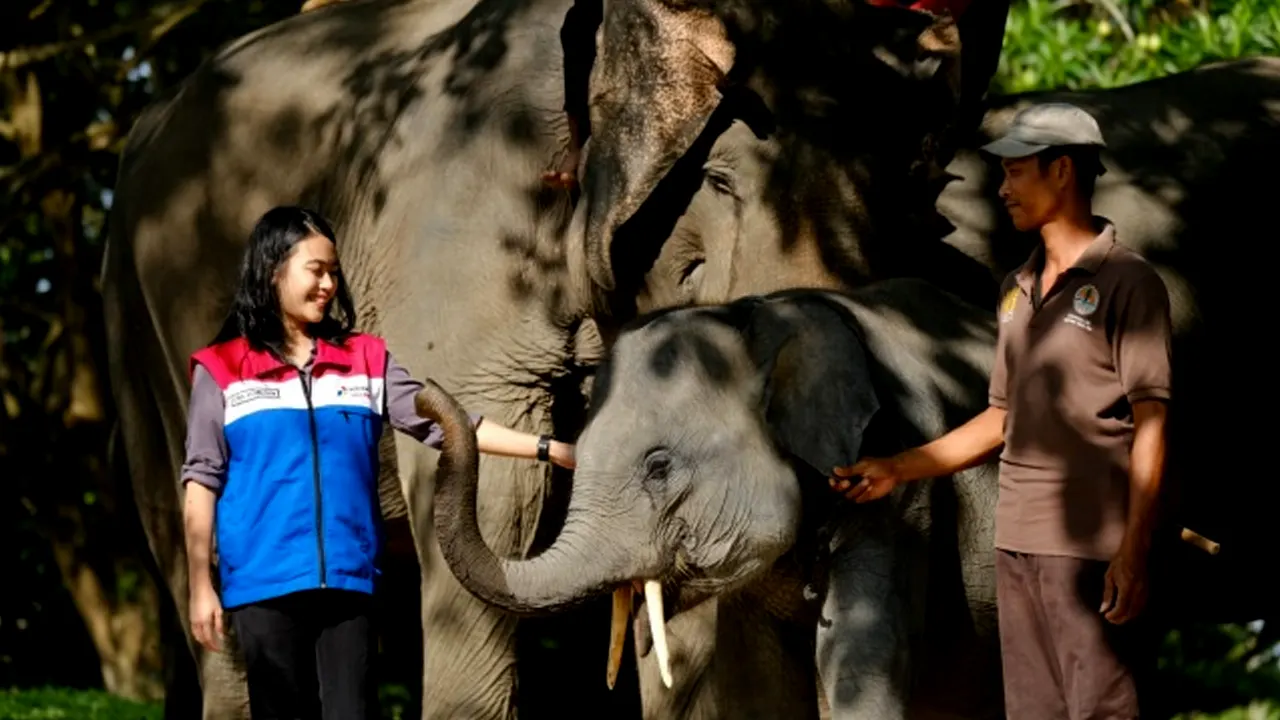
left=704, top=168, right=735, bottom=197
left=643, top=449, right=673, bottom=481
left=680, top=258, right=705, bottom=286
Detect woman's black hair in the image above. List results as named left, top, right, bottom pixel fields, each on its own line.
left=215, top=206, right=357, bottom=353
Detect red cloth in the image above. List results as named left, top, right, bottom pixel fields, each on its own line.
left=864, top=0, right=972, bottom=18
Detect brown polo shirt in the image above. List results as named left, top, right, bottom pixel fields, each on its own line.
left=987, top=223, right=1172, bottom=561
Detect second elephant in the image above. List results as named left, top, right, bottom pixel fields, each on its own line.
left=423, top=278, right=1004, bottom=719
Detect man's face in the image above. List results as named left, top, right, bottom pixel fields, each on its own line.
left=997, top=155, right=1066, bottom=231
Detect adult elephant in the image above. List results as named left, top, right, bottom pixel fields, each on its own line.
left=100, top=0, right=966, bottom=716
left=573, top=37, right=1280, bottom=631
left=420, top=280, right=1005, bottom=719
left=428, top=48, right=1280, bottom=715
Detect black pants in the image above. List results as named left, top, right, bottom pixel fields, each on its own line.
left=231, top=589, right=378, bottom=720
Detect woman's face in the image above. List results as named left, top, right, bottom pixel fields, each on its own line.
left=275, top=232, right=339, bottom=329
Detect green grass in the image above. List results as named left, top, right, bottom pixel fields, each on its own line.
left=0, top=688, right=163, bottom=720
left=0, top=686, right=418, bottom=720
left=2, top=684, right=1274, bottom=719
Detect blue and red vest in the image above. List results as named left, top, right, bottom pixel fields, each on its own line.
left=190, top=333, right=388, bottom=608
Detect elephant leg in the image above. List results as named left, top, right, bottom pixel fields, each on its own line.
left=815, top=513, right=910, bottom=720
left=115, top=346, right=249, bottom=719
left=132, top=485, right=250, bottom=719
left=401, top=438, right=557, bottom=719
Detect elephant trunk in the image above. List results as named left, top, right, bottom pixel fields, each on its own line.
left=415, top=381, right=633, bottom=615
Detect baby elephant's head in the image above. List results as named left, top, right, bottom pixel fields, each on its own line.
left=572, top=291, right=883, bottom=601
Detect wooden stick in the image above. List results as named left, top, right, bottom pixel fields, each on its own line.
left=1180, top=527, right=1220, bottom=555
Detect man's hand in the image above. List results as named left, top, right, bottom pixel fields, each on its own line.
left=190, top=580, right=225, bottom=652
left=1100, top=545, right=1149, bottom=624
left=829, top=457, right=901, bottom=503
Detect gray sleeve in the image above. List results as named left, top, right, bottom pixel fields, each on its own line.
left=182, top=364, right=228, bottom=493
left=384, top=352, right=483, bottom=450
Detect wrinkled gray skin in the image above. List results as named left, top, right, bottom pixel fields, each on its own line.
left=591, top=51, right=1280, bottom=630
left=429, top=280, right=1003, bottom=719
left=102, top=0, right=609, bottom=717
left=102, top=0, right=969, bottom=717
left=101, top=0, right=1279, bottom=712
left=563, top=43, right=1280, bottom=718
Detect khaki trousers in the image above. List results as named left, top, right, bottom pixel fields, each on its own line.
left=996, top=550, right=1156, bottom=720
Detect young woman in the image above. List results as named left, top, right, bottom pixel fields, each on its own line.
left=181, top=206, right=575, bottom=719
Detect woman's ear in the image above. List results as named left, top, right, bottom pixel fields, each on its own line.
left=742, top=293, right=881, bottom=477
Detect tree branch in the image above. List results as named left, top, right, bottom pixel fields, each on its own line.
left=0, top=0, right=213, bottom=72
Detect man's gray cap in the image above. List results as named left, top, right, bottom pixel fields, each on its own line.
left=980, top=102, right=1107, bottom=159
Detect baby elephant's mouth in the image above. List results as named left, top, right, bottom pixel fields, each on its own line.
left=603, top=560, right=762, bottom=693
left=604, top=580, right=674, bottom=691
left=603, top=578, right=701, bottom=693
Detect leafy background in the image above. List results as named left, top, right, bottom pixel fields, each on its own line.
left=1, top=0, right=1278, bottom=717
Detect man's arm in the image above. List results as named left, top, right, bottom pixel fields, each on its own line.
left=832, top=405, right=1006, bottom=501
left=891, top=405, right=1007, bottom=481
left=1111, top=267, right=1174, bottom=560
left=1121, top=400, right=1167, bottom=558
left=833, top=279, right=1015, bottom=502
left=1101, top=265, right=1173, bottom=623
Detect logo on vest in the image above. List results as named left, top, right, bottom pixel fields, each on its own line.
left=227, top=387, right=280, bottom=407
left=1064, top=284, right=1100, bottom=331
left=1072, top=284, right=1100, bottom=316
left=999, top=288, right=1019, bottom=323
left=336, top=384, right=371, bottom=400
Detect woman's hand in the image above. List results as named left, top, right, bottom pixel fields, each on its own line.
left=190, top=580, right=225, bottom=652
left=549, top=441, right=576, bottom=470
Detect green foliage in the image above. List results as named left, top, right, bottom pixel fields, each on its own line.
left=1161, top=623, right=1280, bottom=719
left=378, top=683, right=413, bottom=720
left=0, top=688, right=162, bottom=720
left=1174, top=703, right=1280, bottom=720
left=996, top=0, right=1280, bottom=93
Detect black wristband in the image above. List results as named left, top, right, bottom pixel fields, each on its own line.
left=536, top=435, right=552, bottom=462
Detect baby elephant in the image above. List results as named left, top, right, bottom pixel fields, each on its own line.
left=424, top=278, right=1005, bottom=719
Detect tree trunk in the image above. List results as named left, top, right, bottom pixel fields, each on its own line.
left=3, top=65, right=164, bottom=702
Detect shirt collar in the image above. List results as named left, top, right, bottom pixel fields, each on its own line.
left=250, top=337, right=352, bottom=378
left=1016, top=217, right=1117, bottom=295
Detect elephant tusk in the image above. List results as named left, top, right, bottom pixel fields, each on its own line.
left=607, top=586, right=633, bottom=690
left=644, top=580, right=673, bottom=689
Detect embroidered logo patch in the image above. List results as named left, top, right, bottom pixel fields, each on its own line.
left=999, top=288, right=1019, bottom=323
left=1072, top=284, right=1100, bottom=316
left=227, top=387, right=280, bottom=407
left=336, top=385, right=370, bottom=399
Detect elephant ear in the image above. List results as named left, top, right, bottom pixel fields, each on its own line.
left=579, top=0, right=964, bottom=306
left=581, top=0, right=734, bottom=294
left=743, top=293, right=881, bottom=478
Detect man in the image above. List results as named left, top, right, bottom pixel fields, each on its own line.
left=829, top=102, right=1172, bottom=719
